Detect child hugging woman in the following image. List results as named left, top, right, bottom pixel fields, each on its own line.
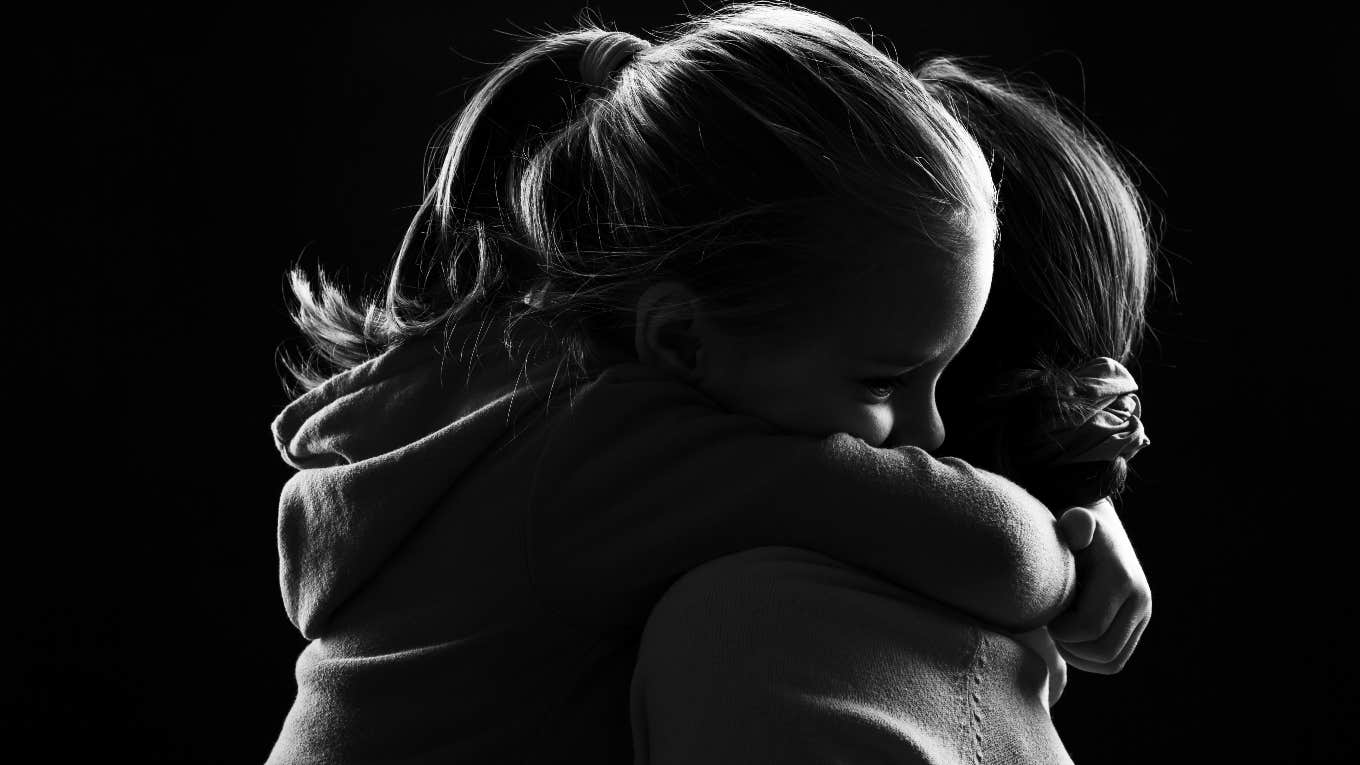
left=268, top=3, right=1152, bottom=763
left=628, top=54, right=1156, bottom=764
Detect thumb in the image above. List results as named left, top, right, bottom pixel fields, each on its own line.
left=1048, top=655, right=1068, bottom=708
left=1058, top=507, right=1098, bottom=551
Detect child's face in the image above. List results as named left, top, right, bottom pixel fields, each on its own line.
left=697, top=229, right=992, bottom=451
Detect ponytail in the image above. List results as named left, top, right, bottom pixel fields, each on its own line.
left=281, top=28, right=617, bottom=392
left=280, top=4, right=997, bottom=397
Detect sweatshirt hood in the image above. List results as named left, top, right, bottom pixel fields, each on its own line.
left=271, top=320, right=568, bottom=638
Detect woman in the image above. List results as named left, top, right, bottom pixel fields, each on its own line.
left=629, top=56, right=1156, bottom=764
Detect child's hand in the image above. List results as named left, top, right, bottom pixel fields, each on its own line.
left=1010, top=627, right=1067, bottom=708
left=1047, top=499, right=1151, bottom=674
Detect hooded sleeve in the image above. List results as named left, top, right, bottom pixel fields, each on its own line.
left=526, top=366, right=1075, bottom=634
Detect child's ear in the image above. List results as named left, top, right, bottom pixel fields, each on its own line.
left=634, top=281, right=705, bottom=381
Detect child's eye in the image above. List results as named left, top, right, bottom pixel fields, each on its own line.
left=863, top=377, right=901, bottom=400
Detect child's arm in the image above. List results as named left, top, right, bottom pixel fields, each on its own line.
left=997, top=501, right=1151, bottom=709
left=528, top=365, right=1075, bottom=632
left=1048, top=499, right=1152, bottom=673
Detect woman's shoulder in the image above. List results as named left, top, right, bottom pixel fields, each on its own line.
left=632, top=546, right=1067, bottom=765
left=642, top=546, right=989, bottom=662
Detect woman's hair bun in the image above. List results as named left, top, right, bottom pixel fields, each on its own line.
left=979, top=357, right=1144, bottom=508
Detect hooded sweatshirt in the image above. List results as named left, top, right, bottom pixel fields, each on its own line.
left=267, top=317, right=1075, bottom=764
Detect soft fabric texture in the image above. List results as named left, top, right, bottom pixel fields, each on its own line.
left=632, top=547, right=1074, bottom=765
left=267, top=317, right=1076, bottom=764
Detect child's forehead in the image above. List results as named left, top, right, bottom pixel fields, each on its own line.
left=832, top=225, right=991, bottom=288
left=818, top=212, right=991, bottom=264
left=805, top=234, right=992, bottom=356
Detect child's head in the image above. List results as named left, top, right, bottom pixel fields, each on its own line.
left=652, top=220, right=993, bottom=451
left=283, top=1, right=997, bottom=446
left=920, top=58, right=1157, bottom=504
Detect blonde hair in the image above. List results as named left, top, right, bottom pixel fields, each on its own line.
left=281, top=2, right=996, bottom=393
left=921, top=57, right=1158, bottom=506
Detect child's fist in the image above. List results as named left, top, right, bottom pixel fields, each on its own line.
left=1047, top=498, right=1151, bottom=674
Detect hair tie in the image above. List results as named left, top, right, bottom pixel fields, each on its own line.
left=579, top=32, right=651, bottom=91
left=1024, top=357, right=1151, bottom=467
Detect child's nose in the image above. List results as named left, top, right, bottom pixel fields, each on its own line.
left=918, top=408, right=946, bottom=452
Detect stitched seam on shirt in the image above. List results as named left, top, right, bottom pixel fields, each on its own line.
left=967, top=630, right=986, bottom=764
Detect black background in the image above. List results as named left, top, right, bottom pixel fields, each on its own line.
left=19, top=1, right=1353, bottom=762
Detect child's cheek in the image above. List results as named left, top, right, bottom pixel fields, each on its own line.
left=854, top=405, right=895, bottom=448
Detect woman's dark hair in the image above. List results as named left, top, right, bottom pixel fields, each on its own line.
left=279, top=3, right=996, bottom=396
left=921, top=58, right=1158, bottom=507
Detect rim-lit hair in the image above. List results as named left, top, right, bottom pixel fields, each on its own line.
left=280, top=2, right=996, bottom=393
left=922, top=57, right=1158, bottom=506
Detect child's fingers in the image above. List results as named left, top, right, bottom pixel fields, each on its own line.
left=1047, top=569, right=1128, bottom=643
left=1053, top=595, right=1144, bottom=671
left=1115, top=612, right=1150, bottom=671
left=1047, top=655, right=1067, bottom=708
left=1100, top=613, right=1150, bottom=674
left=1059, top=612, right=1149, bottom=675
left=1057, top=644, right=1107, bottom=675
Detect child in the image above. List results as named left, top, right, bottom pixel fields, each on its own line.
left=628, top=55, right=1157, bottom=764
left=268, top=4, right=1140, bottom=762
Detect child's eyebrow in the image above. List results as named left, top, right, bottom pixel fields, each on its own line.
left=863, top=353, right=932, bottom=368
left=867, top=330, right=977, bottom=369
